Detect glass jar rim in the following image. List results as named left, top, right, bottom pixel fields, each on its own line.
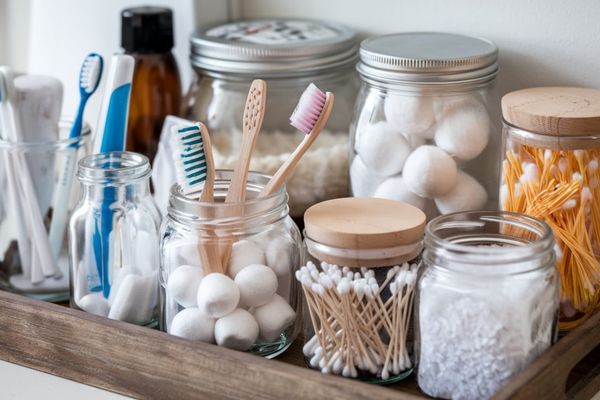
left=77, top=151, right=151, bottom=185
left=0, top=118, right=91, bottom=150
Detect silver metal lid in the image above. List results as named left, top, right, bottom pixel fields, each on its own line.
left=190, top=19, right=358, bottom=77
left=358, top=32, right=498, bottom=84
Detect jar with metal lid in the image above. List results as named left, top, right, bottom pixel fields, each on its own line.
left=350, top=32, right=500, bottom=219
left=160, top=170, right=302, bottom=358
left=500, top=87, right=600, bottom=330
left=186, top=19, right=359, bottom=217
left=298, top=197, right=425, bottom=383
left=416, top=211, right=559, bottom=400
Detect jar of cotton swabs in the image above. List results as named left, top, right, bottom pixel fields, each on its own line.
left=298, top=197, right=425, bottom=383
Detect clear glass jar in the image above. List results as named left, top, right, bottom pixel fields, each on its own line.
left=299, top=197, right=425, bottom=383
left=69, top=151, right=161, bottom=326
left=0, top=119, right=90, bottom=302
left=500, top=87, right=600, bottom=330
left=350, top=33, right=500, bottom=220
left=416, top=211, right=559, bottom=400
left=185, top=19, right=359, bottom=217
left=160, top=170, right=302, bottom=358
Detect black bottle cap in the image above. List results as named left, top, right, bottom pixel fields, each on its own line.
left=121, top=6, right=174, bottom=53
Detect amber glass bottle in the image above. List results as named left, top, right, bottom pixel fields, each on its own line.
left=122, top=6, right=182, bottom=163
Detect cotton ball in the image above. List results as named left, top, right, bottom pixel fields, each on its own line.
left=252, top=294, right=296, bottom=342
left=214, top=308, right=259, bottom=351
left=234, top=264, right=278, bottom=307
left=434, top=98, right=490, bottom=161
left=384, top=95, right=435, bottom=136
left=77, top=293, right=110, bottom=317
left=403, top=145, right=458, bottom=198
left=373, top=175, right=426, bottom=210
left=169, top=308, right=215, bottom=343
left=263, top=236, right=295, bottom=276
left=167, top=265, right=204, bottom=308
left=350, top=154, right=385, bottom=197
left=355, top=121, right=411, bottom=176
left=227, top=240, right=265, bottom=278
left=197, top=273, right=240, bottom=318
left=166, top=239, right=203, bottom=267
left=434, top=171, right=488, bottom=213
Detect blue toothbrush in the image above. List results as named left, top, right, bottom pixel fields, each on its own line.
left=92, top=54, right=135, bottom=297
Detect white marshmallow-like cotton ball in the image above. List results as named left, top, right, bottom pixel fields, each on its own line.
left=234, top=264, right=278, bottom=308
left=108, top=273, right=157, bottom=324
left=434, top=171, right=488, bottom=213
left=434, top=98, right=490, bottom=161
left=197, top=273, right=240, bottom=318
left=166, top=239, right=203, bottom=267
left=77, top=293, right=110, bottom=317
left=263, top=237, right=294, bottom=276
left=402, top=145, right=458, bottom=198
left=252, top=294, right=296, bottom=342
left=167, top=265, right=204, bottom=308
left=373, top=176, right=426, bottom=210
left=227, top=240, right=266, bottom=278
left=355, top=121, right=411, bottom=177
left=350, top=154, right=386, bottom=197
left=169, top=308, right=215, bottom=343
left=384, top=95, right=435, bottom=136
left=214, top=308, right=259, bottom=351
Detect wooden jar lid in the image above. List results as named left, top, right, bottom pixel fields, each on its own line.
left=502, top=87, right=600, bottom=136
left=304, top=197, right=426, bottom=267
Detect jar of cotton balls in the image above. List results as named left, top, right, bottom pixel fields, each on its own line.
left=160, top=170, right=302, bottom=358
left=416, top=211, right=559, bottom=400
left=299, top=197, right=425, bottom=383
left=350, top=32, right=500, bottom=219
left=69, top=152, right=161, bottom=326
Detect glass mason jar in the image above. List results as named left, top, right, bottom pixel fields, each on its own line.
left=416, top=211, right=559, bottom=400
left=299, top=197, right=426, bottom=383
left=185, top=19, right=359, bottom=218
left=500, top=87, right=600, bottom=331
left=350, top=32, right=500, bottom=220
left=0, top=119, right=90, bottom=302
left=69, top=151, right=161, bottom=326
left=160, top=170, right=302, bottom=358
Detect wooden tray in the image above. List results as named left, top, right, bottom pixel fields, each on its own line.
left=0, top=291, right=598, bottom=400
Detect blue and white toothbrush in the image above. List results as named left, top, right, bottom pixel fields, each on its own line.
left=92, top=54, right=134, bottom=297
left=48, top=53, right=103, bottom=259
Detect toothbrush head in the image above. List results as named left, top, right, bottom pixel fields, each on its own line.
left=79, top=53, right=103, bottom=96
left=172, top=122, right=209, bottom=199
left=290, top=83, right=327, bottom=134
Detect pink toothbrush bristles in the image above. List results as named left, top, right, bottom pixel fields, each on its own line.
left=290, top=83, right=326, bottom=134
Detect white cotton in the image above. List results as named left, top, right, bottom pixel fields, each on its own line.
left=434, top=171, right=488, bottom=214
left=384, top=94, right=435, bottom=136
left=402, top=145, right=458, bottom=198
left=76, top=293, right=110, bottom=317
left=167, top=265, right=204, bottom=308
left=263, top=236, right=294, bottom=277
left=169, top=308, right=215, bottom=343
left=108, top=273, right=157, bottom=324
left=166, top=239, right=203, bottom=267
left=227, top=240, right=266, bottom=278
left=519, top=163, right=539, bottom=185
left=234, top=264, right=278, bottom=308
left=350, top=154, right=386, bottom=197
left=132, top=230, right=160, bottom=275
left=197, top=273, right=240, bottom=318
left=434, top=98, right=490, bottom=161
left=354, top=121, right=411, bottom=176
left=253, top=294, right=297, bottom=342
left=214, top=308, right=259, bottom=351
left=374, top=175, right=427, bottom=210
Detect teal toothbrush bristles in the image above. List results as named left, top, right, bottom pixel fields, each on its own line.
left=173, top=124, right=208, bottom=198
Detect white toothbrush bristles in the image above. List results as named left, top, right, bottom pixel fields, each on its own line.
left=172, top=123, right=208, bottom=199
left=80, top=54, right=102, bottom=94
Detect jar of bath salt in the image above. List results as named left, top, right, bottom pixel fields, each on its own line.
left=185, top=19, right=359, bottom=218
left=69, top=152, right=161, bottom=326
left=350, top=32, right=500, bottom=219
left=501, top=87, right=600, bottom=331
left=416, top=211, right=559, bottom=400
left=299, top=197, right=425, bottom=383
left=160, top=170, right=302, bottom=358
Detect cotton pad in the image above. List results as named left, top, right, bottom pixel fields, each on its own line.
left=350, top=154, right=386, bottom=197
left=214, top=308, right=259, bottom=351
left=169, top=307, right=215, bottom=343
left=373, top=175, right=427, bottom=210
left=197, top=273, right=240, bottom=318
left=227, top=240, right=266, bottom=278
left=234, top=264, right=278, bottom=308
left=355, top=121, right=411, bottom=177
left=252, top=294, right=296, bottom=342
left=108, top=273, right=157, bottom=324
left=167, top=265, right=204, bottom=308
left=77, top=292, right=110, bottom=317
left=434, top=171, right=488, bottom=213
left=402, top=145, right=458, bottom=198
left=384, top=94, right=435, bottom=136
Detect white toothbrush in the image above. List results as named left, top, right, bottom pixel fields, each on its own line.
left=48, top=53, right=103, bottom=259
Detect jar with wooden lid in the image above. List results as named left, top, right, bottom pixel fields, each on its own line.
left=298, top=197, right=425, bottom=383
left=500, top=87, right=600, bottom=330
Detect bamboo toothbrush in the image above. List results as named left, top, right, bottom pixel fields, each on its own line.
left=259, top=83, right=334, bottom=197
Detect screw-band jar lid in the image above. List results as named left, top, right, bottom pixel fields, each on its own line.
left=304, top=197, right=426, bottom=267
left=357, top=32, right=498, bottom=84
left=190, top=19, right=358, bottom=77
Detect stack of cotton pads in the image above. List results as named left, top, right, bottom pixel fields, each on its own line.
left=165, top=229, right=297, bottom=351
left=351, top=94, right=489, bottom=215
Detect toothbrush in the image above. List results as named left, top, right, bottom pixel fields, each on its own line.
left=259, top=83, right=333, bottom=197
left=92, top=54, right=135, bottom=298
left=48, top=53, right=103, bottom=260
